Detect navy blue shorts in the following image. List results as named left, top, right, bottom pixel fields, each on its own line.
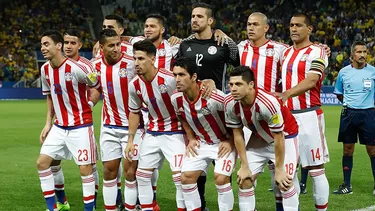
left=338, top=108, right=375, bottom=145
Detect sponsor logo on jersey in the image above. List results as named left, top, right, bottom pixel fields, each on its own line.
left=208, top=46, right=217, bottom=55
left=119, top=68, right=128, bottom=78
left=266, top=48, right=275, bottom=56
left=65, top=72, right=73, bottom=81
left=158, top=84, right=168, bottom=93
left=158, top=49, right=166, bottom=56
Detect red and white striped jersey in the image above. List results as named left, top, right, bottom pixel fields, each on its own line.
left=129, top=68, right=183, bottom=134
left=130, top=37, right=179, bottom=71
left=225, top=89, right=298, bottom=143
left=171, top=89, right=227, bottom=144
left=95, top=41, right=133, bottom=58
left=92, top=53, right=137, bottom=127
left=281, top=44, right=328, bottom=111
left=238, top=40, right=288, bottom=92
left=41, top=58, right=99, bottom=127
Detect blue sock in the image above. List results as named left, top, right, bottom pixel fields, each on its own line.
left=370, top=156, right=375, bottom=187
left=45, top=196, right=56, bottom=211
left=116, top=188, right=122, bottom=204
left=343, top=155, right=353, bottom=186
left=84, top=201, right=95, bottom=211
left=55, top=189, right=65, bottom=204
left=300, top=167, right=308, bottom=185
left=276, top=202, right=284, bottom=211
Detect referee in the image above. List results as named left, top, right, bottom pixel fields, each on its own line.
left=177, top=2, right=239, bottom=211
left=333, top=41, right=375, bottom=195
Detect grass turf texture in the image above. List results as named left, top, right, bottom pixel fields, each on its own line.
left=0, top=100, right=374, bottom=211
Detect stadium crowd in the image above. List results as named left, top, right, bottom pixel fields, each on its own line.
left=0, top=0, right=94, bottom=85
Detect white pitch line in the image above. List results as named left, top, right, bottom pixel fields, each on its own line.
left=351, top=205, right=375, bottom=211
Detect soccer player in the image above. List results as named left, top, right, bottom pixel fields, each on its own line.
left=178, top=2, right=240, bottom=91
left=276, top=13, right=329, bottom=211
left=37, top=30, right=99, bottom=211
left=45, top=29, right=101, bottom=211
left=92, top=14, right=133, bottom=57
left=225, top=65, right=299, bottom=211
left=125, top=39, right=186, bottom=211
left=333, top=41, right=375, bottom=195
left=171, top=57, right=236, bottom=211
left=90, top=29, right=144, bottom=211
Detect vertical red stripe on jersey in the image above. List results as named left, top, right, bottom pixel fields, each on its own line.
left=297, top=48, right=312, bottom=110
left=106, top=65, right=122, bottom=125
left=65, top=64, right=81, bottom=126
left=53, top=68, right=68, bottom=126
left=241, top=42, right=249, bottom=65
left=78, top=83, right=92, bottom=125
left=285, top=49, right=298, bottom=110
left=157, top=76, right=179, bottom=131
left=189, top=101, right=211, bottom=143
left=119, top=62, right=129, bottom=119
left=145, top=80, right=164, bottom=131
left=176, top=96, right=187, bottom=119
left=158, top=42, right=166, bottom=69
left=201, top=99, right=223, bottom=143
left=251, top=47, right=260, bottom=80
left=264, top=44, right=275, bottom=92
left=121, top=44, right=127, bottom=54
left=44, top=65, right=51, bottom=86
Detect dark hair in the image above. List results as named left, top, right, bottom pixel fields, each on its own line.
left=133, top=39, right=157, bottom=56
left=173, top=57, right=198, bottom=80
left=146, top=13, right=164, bottom=26
left=192, top=2, right=213, bottom=18
left=104, top=14, right=124, bottom=27
left=292, top=13, right=312, bottom=27
left=351, top=41, right=367, bottom=53
left=63, top=28, right=82, bottom=41
left=230, top=65, right=256, bottom=85
left=99, top=29, right=119, bottom=45
left=42, top=30, right=64, bottom=45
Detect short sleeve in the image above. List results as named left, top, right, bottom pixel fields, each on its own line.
left=308, top=47, right=329, bottom=77
left=41, top=67, right=50, bottom=95
left=129, top=36, right=145, bottom=45
left=170, top=93, right=180, bottom=115
left=258, top=99, right=284, bottom=133
left=128, top=80, right=143, bottom=113
left=333, top=70, right=344, bottom=95
left=75, top=63, right=100, bottom=89
left=224, top=97, right=243, bottom=128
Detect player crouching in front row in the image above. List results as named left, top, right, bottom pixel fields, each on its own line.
left=225, top=65, right=300, bottom=211
left=171, top=57, right=236, bottom=211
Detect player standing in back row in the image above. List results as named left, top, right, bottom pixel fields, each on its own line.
left=276, top=13, right=329, bottom=211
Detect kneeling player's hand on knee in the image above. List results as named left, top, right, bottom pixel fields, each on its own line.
left=125, top=143, right=135, bottom=162
left=218, top=140, right=234, bottom=158
left=237, top=166, right=253, bottom=185
left=274, top=168, right=293, bottom=191
left=186, top=139, right=200, bottom=158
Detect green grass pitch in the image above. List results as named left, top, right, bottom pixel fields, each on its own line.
left=0, top=100, right=374, bottom=211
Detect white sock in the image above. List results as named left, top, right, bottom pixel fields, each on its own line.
left=124, top=180, right=138, bottom=211
left=310, top=169, right=329, bottom=211
left=216, top=183, right=234, bottom=211
left=238, top=187, right=255, bottom=211
left=182, top=183, right=201, bottom=211
left=281, top=186, right=299, bottom=211
left=173, top=173, right=186, bottom=209
left=136, top=169, right=153, bottom=210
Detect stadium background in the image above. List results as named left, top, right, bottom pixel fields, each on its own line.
left=0, top=0, right=374, bottom=210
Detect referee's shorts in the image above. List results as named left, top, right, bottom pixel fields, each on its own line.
left=338, top=108, right=375, bottom=145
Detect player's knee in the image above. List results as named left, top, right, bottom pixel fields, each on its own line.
left=366, top=146, right=375, bottom=157
left=124, top=165, right=137, bottom=181
left=239, top=178, right=254, bottom=189
left=79, top=164, right=93, bottom=176
left=214, top=173, right=230, bottom=186
left=181, top=172, right=195, bottom=185
left=343, top=144, right=355, bottom=156
left=36, top=155, right=51, bottom=170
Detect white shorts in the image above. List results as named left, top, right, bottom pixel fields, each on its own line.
left=141, top=108, right=149, bottom=130
left=181, top=142, right=236, bottom=176
left=293, top=109, right=329, bottom=167
left=100, top=125, right=144, bottom=162
left=40, top=125, right=97, bottom=165
left=138, top=133, right=186, bottom=172
left=243, top=127, right=252, bottom=146
left=247, top=136, right=299, bottom=176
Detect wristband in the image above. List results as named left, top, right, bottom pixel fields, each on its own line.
left=88, top=101, right=94, bottom=108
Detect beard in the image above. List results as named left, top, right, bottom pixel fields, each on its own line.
left=146, top=33, right=160, bottom=42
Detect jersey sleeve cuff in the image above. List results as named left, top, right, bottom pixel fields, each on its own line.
left=225, top=122, right=243, bottom=128
left=42, top=91, right=50, bottom=95
left=129, top=106, right=142, bottom=113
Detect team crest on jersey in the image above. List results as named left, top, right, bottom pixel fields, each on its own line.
left=118, top=68, right=128, bottom=78
left=158, top=49, right=166, bottom=57
left=136, top=90, right=142, bottom=95
left=201, top=107, right=211, bottom=115
left=65, top=72, right=73, bottom=81
left=179, top=107, right=184, bottom=112
left=265, top=48, right=275, bottom=56
left=158, top=84, right=168, bottom=93
left=208, top=46, right=217, bottom=55
left=300, top=54, right=309, bottom=61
